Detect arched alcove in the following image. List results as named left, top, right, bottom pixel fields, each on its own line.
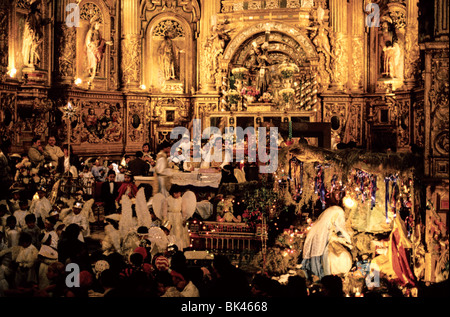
left=142, top=13, right=195, bottom=94
left=222, top=21, right=319, bottom=111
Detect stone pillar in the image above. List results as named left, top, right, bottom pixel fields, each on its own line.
left=329, top=0, right=349, bottom=92
left=121, top=0, right=141, bottom=90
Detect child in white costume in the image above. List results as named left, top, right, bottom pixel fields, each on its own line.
left=15, top=232, right=39, bottom=287
left=166, top=185, right=191, bottom=251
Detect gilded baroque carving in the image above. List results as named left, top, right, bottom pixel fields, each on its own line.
left=404, top=21, right=420, bottom=82
left=0, top=7, right=8, bottom=72
left=397, top=99, right=410, bottom=148
left=201, top=23, right=231, bottom=91
left=128, top=102, right=145, bottom=143
left=143, top=0, right=200, bottom=23
left=121, top=35, right=141, bottom=85
left=413, top=100, right=425, bottom=147
left=58, top=25, right=76, bottom=78
left=351, top=36, right=364, bottom=90
left=152, top=98, right=190, bottom=126
left=0, top=92, right=16, bottom=144
left=344, top=102, right=362, bottom=145
left=331, top=33, right=348, bottom=90
left=68, top=100, right=123, bottom=144
left=310, top=22, right=334, bottom=91
left=429, top=53, right=449, bottom=157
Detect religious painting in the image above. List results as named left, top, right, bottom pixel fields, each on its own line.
left=69, top=100, right=123, bottom=144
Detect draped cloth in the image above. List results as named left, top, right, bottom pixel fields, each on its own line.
left=371, top=217, right=416, bottom=286
left=301, top=206, right=352, bottom=279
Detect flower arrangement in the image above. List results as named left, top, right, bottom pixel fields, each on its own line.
left=231, top=67, right=248, bottom=80
left=259, top=92, right=273, bottom=103
left=241, top=86, right=260, bottom=97
left=227, top=89, right=240, bottom=104
left=279, top=63, right=299, bottom=79
left=279, top=88, right=295, bottom=103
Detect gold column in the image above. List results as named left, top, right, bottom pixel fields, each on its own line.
left=198, top=0, right=221, bottom=93
left=350, top=0, right=364, bottom=92
left=404, top=0, right=420, bottom=89
left=121, top=0, right=141, bottom=90
left=329, top=0, right=349, bottom=92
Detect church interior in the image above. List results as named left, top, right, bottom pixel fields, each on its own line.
left=0, top=0, right=448, bottom=298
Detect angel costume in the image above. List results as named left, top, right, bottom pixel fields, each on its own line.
left=15, top=243, right=39, bottom=287
left=29, top=196, right=52, bottom=226
left=167, top=194, right=190, bottom=251
left=301, top=206, right=352, bottom=279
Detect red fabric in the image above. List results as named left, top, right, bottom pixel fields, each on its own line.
left=391, top=228, right=416, bottom=286
left=116, top=182, right=138, bottom=201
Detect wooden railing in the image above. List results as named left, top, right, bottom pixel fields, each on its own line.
left=188, top=220, right=266, bottom=251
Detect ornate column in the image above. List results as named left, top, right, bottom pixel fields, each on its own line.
left=329, top=0, right=349, bottom=92
left=350, top=0, right=364, bottom=92
left=54, top=0, right=77, bottom=84
left=121, top=0, right=141, bottom=90
left=198, top=0, right=221, bottom=93
left=404, top=0, right=420, bottom=90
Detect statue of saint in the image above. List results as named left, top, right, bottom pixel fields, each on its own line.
left=22, top=0, right=51, bottom=68
left=311, top=22, right=335, bottom=70
left=158, top=34, right=179, bottom=81
left=382, top=41, right=402, bottom=78
left=255, top=42, right=272, bottom=95
left=85, top=16, right=112, bottom=82
left=380, top=18, right=403, bottom=80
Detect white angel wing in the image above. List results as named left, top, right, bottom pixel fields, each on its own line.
left=119, top=195, right=134, bottom=238
left=103, top=224, right=121, bottom=253
left=152, top=193, right=168, bottom=221
left=181, top=190, right=197, bottom=220
left=135, top=188, right=152, bottom=228
left=147, top=227, right=169, bottom=252
left=81, top=198, right=95, bottom=223
left=49, top=179, right=61, bottom=205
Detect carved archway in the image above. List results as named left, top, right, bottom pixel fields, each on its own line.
left=222, top=21, right=317, bottom=62
left=222, top=21, right=319, bottom=111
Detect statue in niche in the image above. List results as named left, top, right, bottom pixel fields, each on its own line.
left=158, top=33, right=179, bottom=81
left=380, top=17, right=403, bottom=80
left=85, top=15, right=112, bottom=83
left=22, top=0, right=51, bottom=68
left=253, top=41, right=272, bottom=95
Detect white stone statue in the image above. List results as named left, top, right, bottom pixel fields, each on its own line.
left=85, top=15, right=112, bottom=83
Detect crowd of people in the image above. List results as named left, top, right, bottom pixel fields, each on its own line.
left=0, top=134, right=360, bottom=298
left=4, top=134, right=442, bottom=300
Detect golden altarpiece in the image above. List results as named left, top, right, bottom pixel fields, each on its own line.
left=0, top=0, right=448, bottom=282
